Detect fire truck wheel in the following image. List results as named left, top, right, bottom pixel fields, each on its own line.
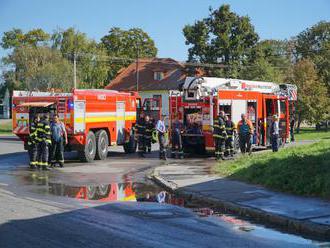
left=95, top=130, right=109, bottom=160
left=79, top=131, right=97, bottom=162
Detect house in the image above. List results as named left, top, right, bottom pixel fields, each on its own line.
left=105, top=58, right=186, bottom=119
left=0, top=88, right=10, bottom=119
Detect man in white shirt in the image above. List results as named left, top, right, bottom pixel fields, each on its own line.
left=156, top=115, right=167, bottom=160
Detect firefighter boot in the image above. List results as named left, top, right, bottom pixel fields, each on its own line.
left=29, top=164, right=36, bottom=170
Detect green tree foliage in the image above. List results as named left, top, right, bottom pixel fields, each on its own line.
left=286, top=59, right=329, bottom=129
left=52, top=27, right=109, bottom=88
left=1, top=28, right=50, bottom=48
left=4, top=45, right=72, bottom=91
left=183, top=4, right=259, bottom=77
left=101, top=27, right=158, bottom=79
left=241, top=40, right=291, bottom=82
left=295, top=21, right=330, bottom=93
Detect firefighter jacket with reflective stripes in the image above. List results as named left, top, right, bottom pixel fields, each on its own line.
left=134, top=118, right=146, bottom=137
left=28, top=121, right=39, bottom=146
left=144, top=121, right=155, bottom=139
left=213, top=116, right=227, bottom=139
left=225, top=120, right=236, bottom=137
left=37, top=120, right=52, bottom=144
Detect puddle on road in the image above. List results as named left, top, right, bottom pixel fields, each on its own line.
left=9, top=171, right=330, bottom=247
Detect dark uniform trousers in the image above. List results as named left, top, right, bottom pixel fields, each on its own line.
left=171, top=131, right=183, bottom=158
left=239, top=134, right=252, bottom=154
left=225, top=120, right=236, bottom=156
left=37, top=121, right=51, bottom=168
left=144, top=122, right=155, bottom=153
left=158, top=132, right=166, bottom=159
left=50, top=137, right=64, bottom=166
left=135, top=119, right=146, bottom=155
left=213, top=117, right=227, bottom=159
left=28, top=122, right=38, bottom=168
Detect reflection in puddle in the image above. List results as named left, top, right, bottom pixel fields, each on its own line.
left=49, top=183, right=137, bottom=202
left=21, top=172, right=185, bottom=205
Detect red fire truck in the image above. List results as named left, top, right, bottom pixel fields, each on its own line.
left=12, top=89, right=141, bottom=162
left=169, top=77, right=297, bottom=153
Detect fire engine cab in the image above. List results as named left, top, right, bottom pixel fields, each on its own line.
left=12, top=89, right=141, bottom=162
left=169, top=77, right=297, bottom=153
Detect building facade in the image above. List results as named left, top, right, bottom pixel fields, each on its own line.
left=105, top=58, right=186, bottom=120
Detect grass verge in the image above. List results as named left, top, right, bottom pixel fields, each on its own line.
left=215, top=130, right=330, bottom=200
left=294, top=127, right=330, bottom=141
left=0, top=119, right=13, bottom=135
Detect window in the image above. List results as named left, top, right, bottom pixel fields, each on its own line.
left=154, top=71, right=164, bottom=81
left=153, top=95, right=162, bottom=107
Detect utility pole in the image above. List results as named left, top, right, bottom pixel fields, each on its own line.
left=73, top=53, right=77, bottom=89
left=135, top=44, right=139, bottom=92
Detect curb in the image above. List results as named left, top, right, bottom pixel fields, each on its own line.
left=151, top=170, right=330, bottom=240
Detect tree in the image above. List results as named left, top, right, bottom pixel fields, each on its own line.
left=4, top=45, right=72, bottom=91
left=52, top=27, right=108, bottom=88
left=295, top=21, right=330, bottom=93
left=286, top=59, right=329, bottom=130
left=101, top=27, right=157, bottom=80
left=183, top=4, right=259, bottom=77
left=1, top=28, right=50, bottom=48
left=240, top=40, right=291, bottom=82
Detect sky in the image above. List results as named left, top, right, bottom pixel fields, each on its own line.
left=0, top=0, right=329, bottom=63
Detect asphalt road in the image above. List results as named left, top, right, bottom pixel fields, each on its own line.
left=0, top=136, right=323, bottom=247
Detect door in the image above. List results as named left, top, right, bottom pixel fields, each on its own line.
left=74, top=100, right=86, bottom=133
left=231, top=100, right=247, bottom=124
left=116, top=102, right=125, bottom=144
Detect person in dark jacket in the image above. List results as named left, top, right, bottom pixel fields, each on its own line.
left=36, top=114, right=52, bottom=170
left=224, top=115, right=236, bottom=157
left=144, top=115, right=155, bottom=153
left=135, top=112, right=146, bottom=157
left=237, top=114, right=254, bottom=155
left=171, top=116, right=184, bottom=159
left=213, top=111, right=227, bottom=160
left=271, top=115, right=280, bottom=152
left=50, top=114, right=68, bottom=167
left=27, top=115, right=40, bottom=169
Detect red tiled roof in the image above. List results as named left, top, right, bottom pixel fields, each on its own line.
left=105, top=58, right=186, bottom=91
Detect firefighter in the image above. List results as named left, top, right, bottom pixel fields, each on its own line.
left=271, top=115, right=280, bottom=152
left=213, top=111, right=227, bottom=160
left=27, top=115, right=40, bottom=169
left=36, top=114, right=52, bottom=170
left=135, top=112, right=146, bottom=157
left=224, top=115, right=236, bottom=157
left=237, top=113, right=254, bottom=155
left=144, top=115, right=155, bottom=153
left=171, top=116, right=184, bottom=159
left=50, top=114, right=68, bottom=167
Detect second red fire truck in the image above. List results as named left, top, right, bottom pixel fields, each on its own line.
left=169, top=77, right=297, bottom=154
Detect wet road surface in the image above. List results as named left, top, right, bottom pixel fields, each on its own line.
left=0, top=136, right=328, bottom=247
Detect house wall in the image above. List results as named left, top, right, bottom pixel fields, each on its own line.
left=139, top=90, right=170, bottom=123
